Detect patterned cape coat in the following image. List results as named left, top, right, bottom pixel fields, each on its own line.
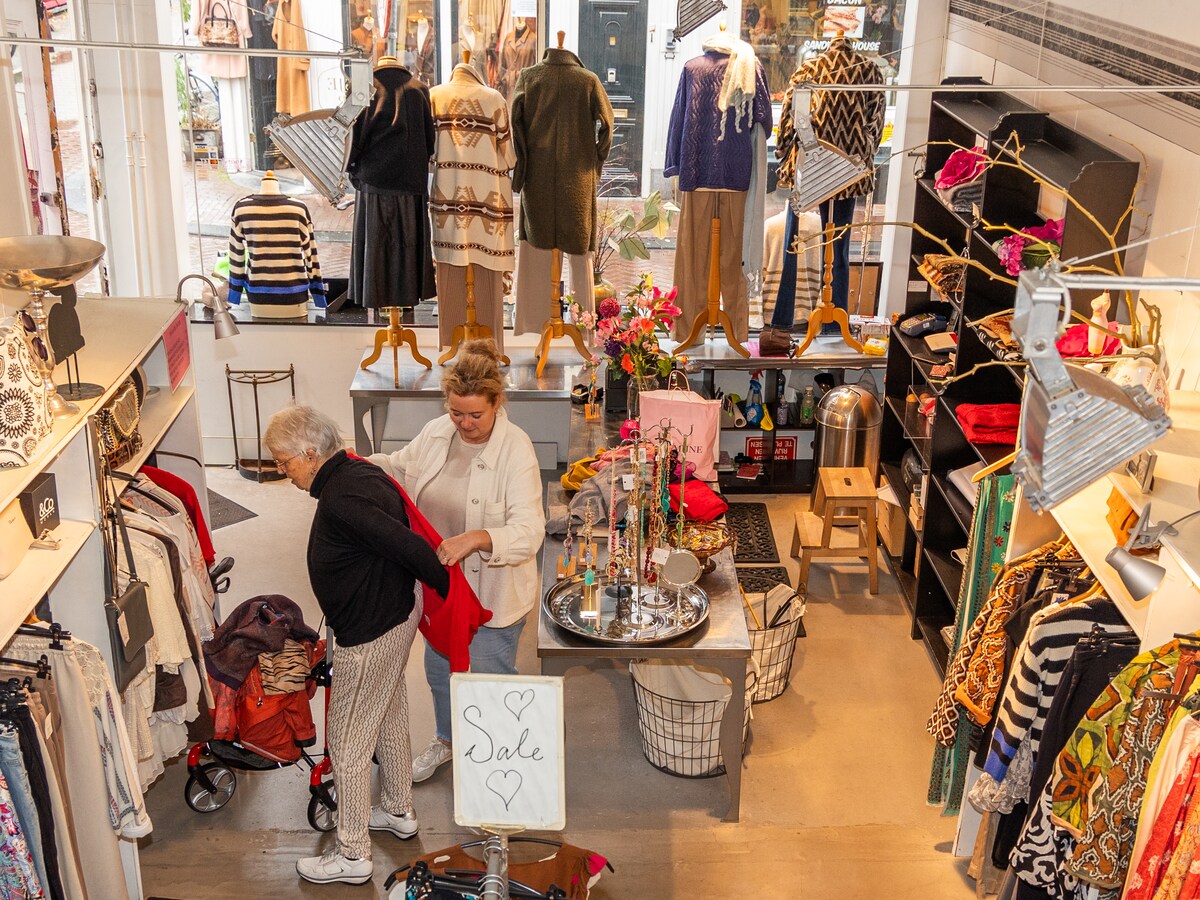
left=428, top=65, right=516, bottom=272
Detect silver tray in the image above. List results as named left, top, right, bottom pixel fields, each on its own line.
left=543, top=573, right=710, bottom=645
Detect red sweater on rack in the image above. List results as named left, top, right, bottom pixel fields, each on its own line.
left=141, top=464, right=216, bottom=565
left=347, top=453, right=492, bottom=671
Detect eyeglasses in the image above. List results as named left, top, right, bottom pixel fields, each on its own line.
left=273, top=453, right=302, bottom=473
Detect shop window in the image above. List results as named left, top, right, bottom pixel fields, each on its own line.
left=450, top=3, right=539, bottom=103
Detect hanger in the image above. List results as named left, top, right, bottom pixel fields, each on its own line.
left=16, top=622, right=69, bottom=650
left=0, top=655, right=50, bottom=679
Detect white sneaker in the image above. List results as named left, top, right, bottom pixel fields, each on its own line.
left=296, top=849, right=373, bottom=885
left=412, top=736, right=452, bottom=783
left=369, top=806, right=419, bottom=839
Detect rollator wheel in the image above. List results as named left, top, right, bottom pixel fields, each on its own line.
left=307, top=781, right=337, bottom=833
left=184, top=763, right=236, bottom=813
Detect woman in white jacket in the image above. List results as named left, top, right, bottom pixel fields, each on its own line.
left=369, top=339, right=545, bottom=783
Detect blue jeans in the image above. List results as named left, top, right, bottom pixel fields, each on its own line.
left=0, top=727, right=48, bottom=894
left=426, top=618, right=527, bottom=743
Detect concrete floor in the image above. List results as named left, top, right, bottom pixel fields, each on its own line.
left=136, top=465, right=976, bottom=899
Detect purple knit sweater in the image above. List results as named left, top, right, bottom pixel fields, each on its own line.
left=664, top=51, right=772, bottom=192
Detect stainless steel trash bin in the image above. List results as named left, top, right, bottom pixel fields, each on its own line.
left=814, top=384, right=882, bottom=476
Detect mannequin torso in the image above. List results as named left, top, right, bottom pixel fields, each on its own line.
left=247, top=170, right=311, bottom=318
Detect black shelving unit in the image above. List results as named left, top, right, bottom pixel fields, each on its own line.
left=881, top=80, right=1140, bottom=675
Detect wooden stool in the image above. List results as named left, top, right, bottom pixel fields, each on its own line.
left=790, top=466, right=878, bottom=594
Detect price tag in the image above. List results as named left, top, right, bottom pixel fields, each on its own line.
left=651, top=547, right=670, bottom=565
left=117, top=610, right=131, bottom=645
left=622, top=474, right=635, bottom=490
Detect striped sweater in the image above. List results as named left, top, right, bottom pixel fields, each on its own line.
left=227, top=194, right=326, bottom=306
left=969, top=597, right=1131, bottom=813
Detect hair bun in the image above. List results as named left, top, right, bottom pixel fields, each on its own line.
left=462, top=338, right=502, bottom=365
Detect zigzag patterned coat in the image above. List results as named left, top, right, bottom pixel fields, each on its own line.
left=776, top=37, right=886, bottom=199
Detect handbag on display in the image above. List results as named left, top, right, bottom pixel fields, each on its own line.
left=198, top=2, right=240, bottom=47
left=96, top=372, right=145, bottom=469
left=104, top=472, right=154, bottom=693
left=637, top=371, right=721, bottom=481
left=757, top=326, right=795, bottom=358
left=0, top=317, right=54, bottom=469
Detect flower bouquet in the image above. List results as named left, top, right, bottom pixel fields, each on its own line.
left=590, top=274, right=684, bottom=415
left=994, top=218, right=1063, bottom=277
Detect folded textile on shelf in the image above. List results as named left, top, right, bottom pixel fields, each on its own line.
left=955, top=402, right=1020, bottom=446
left=974, top=312, right=1023, bottom=362
left=918, top=254, right=966, bottom=299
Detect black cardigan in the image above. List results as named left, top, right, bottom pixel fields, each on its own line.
left=307, top=451, right=448, bottom=646
left=347, top=66, right=435, bottom=196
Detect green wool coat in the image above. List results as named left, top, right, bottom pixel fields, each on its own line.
left=511, top=49, right=614, bottom=256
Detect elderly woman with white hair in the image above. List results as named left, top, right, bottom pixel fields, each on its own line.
left=263, top=405, right=448, bottom=887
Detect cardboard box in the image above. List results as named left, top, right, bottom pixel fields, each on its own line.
left=877, top=477, right=906, bottom=558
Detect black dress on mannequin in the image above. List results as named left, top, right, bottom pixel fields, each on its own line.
left=347, top=64, right=437, bottom=309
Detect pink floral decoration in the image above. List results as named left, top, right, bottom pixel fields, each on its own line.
left=935, top=148, right=987, bottom=190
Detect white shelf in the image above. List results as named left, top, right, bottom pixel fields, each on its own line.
left=0, top=519, right=94, bottom=638
left=1106, top=391, right=1200, bottom=588
left=0, top=298, right=182, bottom=510
left=1030, top=390, right=1200, bottom=650
left=117, top=385, right=196, bottom=476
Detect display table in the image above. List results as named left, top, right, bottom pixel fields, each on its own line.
left=537, top=539, right=752, bottom=822
left=349, top=352, right=582, bottom=467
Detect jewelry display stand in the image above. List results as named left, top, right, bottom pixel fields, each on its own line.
left=362, top=306, right=432, bottom=387
left=533, top=249, right=590, bottom=378
left=676, top=218, right=749, bottom=358
left=0, top=235, right=106, bottom=417
left=794, top=222, right=863, bottom=356
left=439, top=263, right=510, bottom=366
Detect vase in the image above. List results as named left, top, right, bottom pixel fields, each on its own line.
left=593, top=274, right=616, bottom=304
left=626, top=373, right=660, bottom=418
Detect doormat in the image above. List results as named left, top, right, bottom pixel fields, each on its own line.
left=737, top=566, right=806, bottom=637
left=726, top=502, right=779, bottom=563
left=736, top=566, right=791, bottom=594
left=207, top=490, right=257, bottom=530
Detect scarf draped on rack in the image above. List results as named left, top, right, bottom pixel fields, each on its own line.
left=928, top=474, right=1017, bottom=816
left=701, top=32, right=756, bottom=140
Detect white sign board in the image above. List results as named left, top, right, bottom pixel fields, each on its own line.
left=451, top=674, right=565, bottom=831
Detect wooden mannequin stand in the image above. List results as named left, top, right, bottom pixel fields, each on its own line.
left=361, top=306, right=433, bottom=387
left=677, top=217, right=749, bottom=357
left=794, top=222, right=863, bottom=356
left=533, top=248, right=591, bottom=378
left=438, top=263, right=510, bottom=366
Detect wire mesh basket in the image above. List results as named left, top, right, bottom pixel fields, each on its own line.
left=745, top=584, right=806, bottom=703
left=629, top=660, right=754, bottom=779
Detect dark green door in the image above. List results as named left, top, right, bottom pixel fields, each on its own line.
left=578, top=0, right=647, bottom=196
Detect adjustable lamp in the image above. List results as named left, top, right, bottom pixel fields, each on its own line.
left=1104, top=547, right=1165, bottom=602
left=177, top=274, right=239, bottom=340
left=1103, top=504, right=1200, bottom=602
left=1010, top=269, right=1200, bottom=512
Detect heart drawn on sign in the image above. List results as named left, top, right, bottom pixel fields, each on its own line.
left=504, top=689, right=535, bottom=722
left=485, top=769, right=523, bottom=810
